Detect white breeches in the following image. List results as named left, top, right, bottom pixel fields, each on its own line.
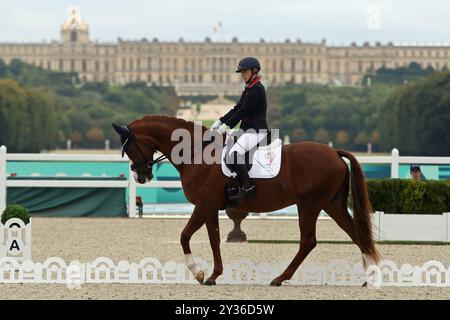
left=228, top=132, right=267, bottom=156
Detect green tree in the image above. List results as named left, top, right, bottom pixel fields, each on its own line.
left=0, top=59, right=6, bottom=77
left=379, top=71, right=450, bottom=155
left=69, top=131, right=83, bottom=147
left=355, top=132, right=369, bottom=146
left=86, top=127, right=105, bottom=147
left=335, top=130, right=349, bottom=145
left=314, top=128, right=330, bottom=143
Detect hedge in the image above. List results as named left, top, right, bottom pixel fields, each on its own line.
left=366, top=179, right=450, bottom=214
left=1, top=204, right=31, bottom=224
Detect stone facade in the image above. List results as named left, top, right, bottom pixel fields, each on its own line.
left=1, top=5, right=449, bottom=95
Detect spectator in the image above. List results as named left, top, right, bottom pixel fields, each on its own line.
left=410, top=164, right=423, bottom=181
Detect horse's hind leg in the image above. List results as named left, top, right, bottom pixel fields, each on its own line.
left=324, top=188, right=376, bottom=286
left=324, top=196, right=362, bottom=251
left=270, top=201, right=321, bottom=286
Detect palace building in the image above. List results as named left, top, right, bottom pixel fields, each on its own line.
left=1, top=5, right=449, bottom=95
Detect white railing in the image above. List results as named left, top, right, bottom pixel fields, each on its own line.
left=0, top=145, right=173, bottom=218
left=1, top=146, right=450, bottom=218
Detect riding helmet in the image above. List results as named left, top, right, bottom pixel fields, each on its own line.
left=235, top=57, right=261, bottom=73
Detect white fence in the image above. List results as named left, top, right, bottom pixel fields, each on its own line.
left=373, top=211, right=450, bottom=242
left=0, top=145, right=175, bottom=218
left=1, top=146, right=450, bottom=218
left=2, top=256, right=450, bottom=287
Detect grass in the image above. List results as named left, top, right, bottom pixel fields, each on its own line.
left=248, top=239, right=450, bottom=246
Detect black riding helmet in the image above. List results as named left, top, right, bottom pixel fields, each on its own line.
left=235, top=57, right=261, bottom=74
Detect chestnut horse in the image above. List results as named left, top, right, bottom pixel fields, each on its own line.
left=113, top=115, right=380, bottom=286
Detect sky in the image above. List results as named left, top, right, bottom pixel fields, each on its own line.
left=0, top=0, right=449, bottom=45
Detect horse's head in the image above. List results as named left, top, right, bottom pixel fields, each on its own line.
left=112, top=123, right=157, bottom=184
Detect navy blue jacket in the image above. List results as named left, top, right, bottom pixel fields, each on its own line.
left=219, top=78, right=268, bottom=131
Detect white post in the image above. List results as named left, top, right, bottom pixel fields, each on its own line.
left=373, top=211, right=383, bottom=241
left=391, top=148, right=399, bottom=178
left=128, top=164, right=137, bottom=218
left=0, top=146, right=6, bottom=214
left=444, top=212, right=450, bottom=243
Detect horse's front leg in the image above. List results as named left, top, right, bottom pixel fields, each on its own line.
left=181, top=202, right=215, bottom=284
left=204, top=213, right=223, bottom=285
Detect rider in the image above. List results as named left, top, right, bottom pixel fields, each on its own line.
left=211, top=57, right=268, bottom=201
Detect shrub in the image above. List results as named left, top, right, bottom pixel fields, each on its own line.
left=367, top=179, right=450, bottom=214
left=1, top=204, right=31, bottom=224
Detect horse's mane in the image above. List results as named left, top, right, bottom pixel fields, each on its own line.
left=129, top=114, right=207, bottom=131
left=136, top=115, right=206, bottom=132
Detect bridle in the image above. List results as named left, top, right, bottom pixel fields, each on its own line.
left=120, top=128, right=166, bottom=176
left=114, top=123, right=225, bottom=176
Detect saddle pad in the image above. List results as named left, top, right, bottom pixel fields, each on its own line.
left=221, top=137, right=283, bottom=179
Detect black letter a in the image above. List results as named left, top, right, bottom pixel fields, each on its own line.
left=9, top=240, right=20, bottom=251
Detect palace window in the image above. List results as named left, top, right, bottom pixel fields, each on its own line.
left=147, top=58, right=152, bottom=71
left=70, top=31, right=77, bottom=42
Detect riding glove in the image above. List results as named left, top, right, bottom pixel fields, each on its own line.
left=217, top=123, right=229, bottom=135
left=211, top=120, right=222, bottom=130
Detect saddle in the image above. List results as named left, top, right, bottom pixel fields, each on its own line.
left=220, top=131, right=283, bottom=209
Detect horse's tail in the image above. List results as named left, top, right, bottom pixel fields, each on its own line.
left=337, top=149, right=381, bottom=264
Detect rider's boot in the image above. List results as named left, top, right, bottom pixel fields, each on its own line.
left=228, top=162, right=256, bottom=202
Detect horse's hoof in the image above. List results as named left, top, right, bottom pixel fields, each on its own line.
left=195, top=271, right=204, bottom=284
left=270, top=279, right=283, bottom=287
left=362, top=281, right=367, bottom=287
left=204, top=279, right=216, bottom=286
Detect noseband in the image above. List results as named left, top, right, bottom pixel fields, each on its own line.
left=120, top=130, right=166, bottom=174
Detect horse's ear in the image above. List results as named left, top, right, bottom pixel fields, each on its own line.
left=112, top=123, right=130, bottom=137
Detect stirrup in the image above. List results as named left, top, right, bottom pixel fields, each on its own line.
left=241, top=185, right=256, bottom=198
left=228, top=184, right=256, bottom=205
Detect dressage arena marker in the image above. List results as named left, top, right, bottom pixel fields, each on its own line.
left=1, top=257, right=449, bottom=288
left=0, top=218, right=32, bottom=263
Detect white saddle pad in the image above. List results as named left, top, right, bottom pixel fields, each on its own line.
left=221, top=136, right=283, bottom=179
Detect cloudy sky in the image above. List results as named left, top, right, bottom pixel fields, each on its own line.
left=0, top=0, right=449, bottom=45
